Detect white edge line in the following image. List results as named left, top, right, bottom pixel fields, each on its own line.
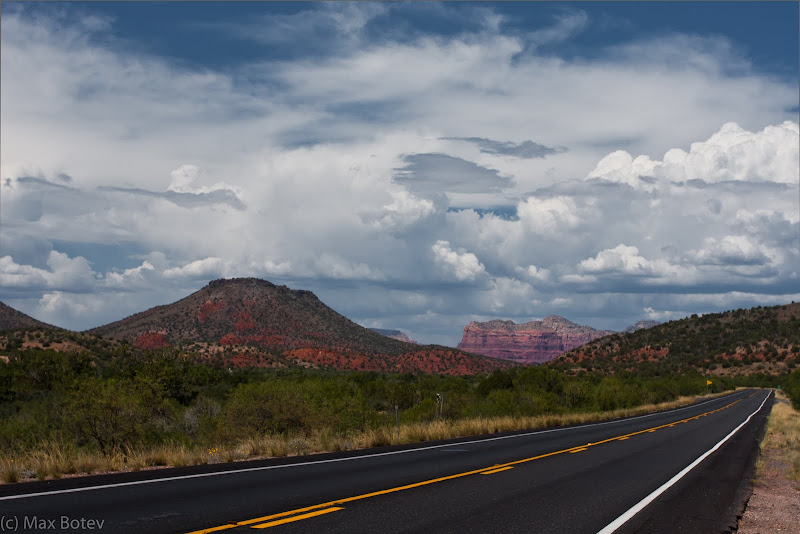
left=596, top=390, right=772, bottom=534
left=0, top=391, right=745, bottom=502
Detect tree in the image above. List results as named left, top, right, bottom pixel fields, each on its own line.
left=64, top=376, right=166, bottom=454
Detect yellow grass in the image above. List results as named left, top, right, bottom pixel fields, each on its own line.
left=0, top=391, right=730, bottom=484
left=760, top=391, right=800, bottom=485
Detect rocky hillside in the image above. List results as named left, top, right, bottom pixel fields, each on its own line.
left=0, top=302, right=57, bottom=332
left=88, top=278, right=512, bottom=375
left=457, top=316, right=613, bottom=364
left=90, top=278, right=413, bottom=354
left=369, top=328, right=418, bottom=344
left=553, top=303, right=800, bottom=376
left=0, top=327, right=122, bottom=356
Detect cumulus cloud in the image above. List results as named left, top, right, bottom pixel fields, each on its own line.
left=690, top=235, right=777, bottom=266
left=0, top=252, right=96, bottom=292
left=588, top=121, right=799, bottom=187
left=517, top=196, right=580, bottom=233
left=517, top=264, right=552, bottom=283
left=168, top=164, right=201, bottom=193
left=1, top=5, right=798, bottom=343
left=579, top=244, right=676, bottom=278
left=38, top=291, right=92, bottom=318
left=163, top=257, right=227, bottom=280
left=588, top=151, right=659, bottom=188
left=431, top=240, right=486, bottom=282
left=105, top=261, right=156, bottom=288
left=484, top=277, right=536, bottom=313
left=362, top=190, right=436, bottom=231
left=0, top=256, right=49, bottom=290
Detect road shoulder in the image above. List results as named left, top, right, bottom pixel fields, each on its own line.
left=738, top=395, right=800, bottom=534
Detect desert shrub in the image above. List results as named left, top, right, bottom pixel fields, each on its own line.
left=785, top=370, right=800, bottom=410
left=477, top=370, right=513, bottom=396
left=224, top=380, right=314, bottom=436
left=63, top=376, right=168, bottom=454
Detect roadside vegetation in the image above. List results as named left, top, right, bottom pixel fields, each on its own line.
left=758, top=390, right=800, bottom=487
left=0, top=345, right=788, bottom=483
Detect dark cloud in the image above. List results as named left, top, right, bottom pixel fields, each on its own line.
left=326, top=99, right=407, bottom=124
left=99, top=186, right=246, bottom=210
left=17, top=176, right=74, bottom=190
left=442, top=137, right=567, bottom=158
left=447, top=206, right=519, bottom=221
left=393, top=153, right=514, bottom=195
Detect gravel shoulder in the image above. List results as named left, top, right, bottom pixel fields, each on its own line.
left=738, top=396, right=800, bottom=534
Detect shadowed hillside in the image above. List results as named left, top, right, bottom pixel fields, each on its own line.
left=0, top=302, right=57, bottom=332
left=552, top=303, right=800, bottom=376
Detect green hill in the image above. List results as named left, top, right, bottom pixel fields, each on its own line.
left=551, top=302, right=800, bottom=376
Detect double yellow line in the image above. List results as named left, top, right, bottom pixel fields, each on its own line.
left=188, top=397, right=741, bottom=533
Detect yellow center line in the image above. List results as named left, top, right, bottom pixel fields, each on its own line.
left=569, top=448, right=588, bottom=453
left=481, top=466, right=514, bottom=475
left=250, top=507, right=344, bottom=529
left=186, top=397, right=743, bottom=534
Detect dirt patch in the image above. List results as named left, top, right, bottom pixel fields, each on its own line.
left=738, top=447, right=800, bottom=533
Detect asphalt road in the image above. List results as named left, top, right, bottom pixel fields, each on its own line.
left=0, top=389, right=772, bottom=534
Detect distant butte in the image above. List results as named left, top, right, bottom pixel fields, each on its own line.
left=457, top=316, right=613, bottom=364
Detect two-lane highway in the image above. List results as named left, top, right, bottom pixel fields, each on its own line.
left=0, top=389, right=772, bottom=533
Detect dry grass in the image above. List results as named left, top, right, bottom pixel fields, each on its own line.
left=367, top=393, right=725, bottom=447
left=760, top=391, right=800, bottom=485
left=0, top=458, right=20, bottom=483
left=0, top=391, right=729, bottom=484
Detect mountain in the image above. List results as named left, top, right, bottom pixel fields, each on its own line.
left=89, top=278, right=512, bottom=375
left=552, top=303, right=800, bottom=376
left=623, top=320, right=660, bottom=333
left=90, top=278, right=413, bottom=353
left=457, top=316, right=614, bottom=364
left=0, top=302, right=57, bottom=331
left=369, top=328, right=418, bottom=344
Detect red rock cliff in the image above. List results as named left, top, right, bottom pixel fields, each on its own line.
left=457, top=316, right=613, bottom=364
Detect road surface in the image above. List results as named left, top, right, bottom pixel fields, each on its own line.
left=0, top=389, right=772, bottom=533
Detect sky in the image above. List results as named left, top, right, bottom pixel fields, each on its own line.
left=1, top=1, right=798, bottom=346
